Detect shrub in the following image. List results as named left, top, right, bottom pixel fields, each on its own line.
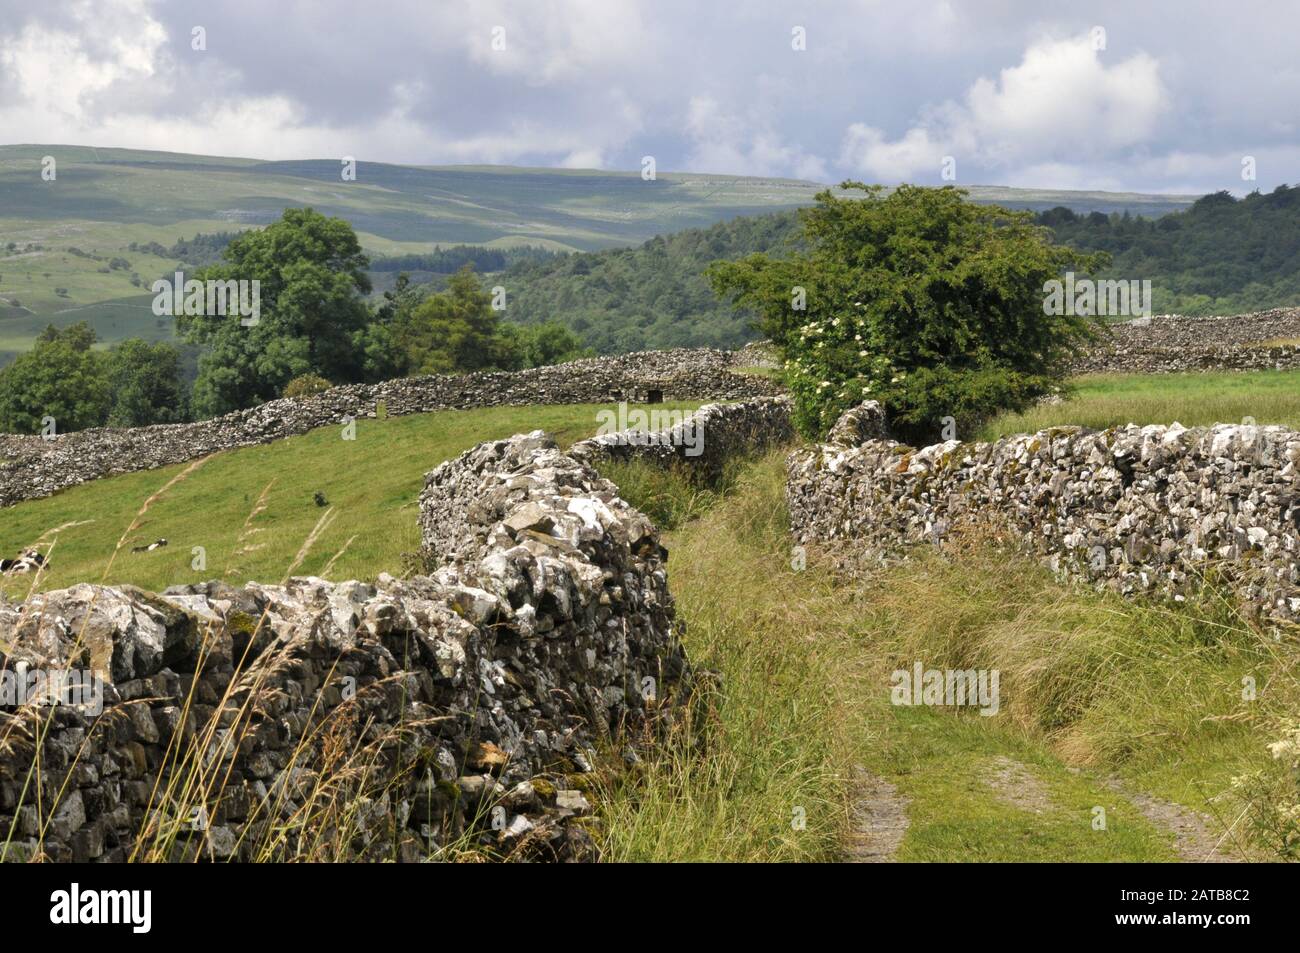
left=709, top=183, right=1106, bottom=442
left=282, top=373, right=332, bottom=399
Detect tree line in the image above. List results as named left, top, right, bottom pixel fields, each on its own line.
left=1034, top=185, right=1300, bottom=315
left=0, top=209, right=589, bottom=434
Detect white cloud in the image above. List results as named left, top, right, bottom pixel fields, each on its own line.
left=685, top=95, right=829, bottom=180
left=839, top=32, right=1168, bottom=183
left=839, top=125, right=950, bottom=183
left=0, top=1, right=1297, bottom=192
left=0, top=10, right=166, bottom=123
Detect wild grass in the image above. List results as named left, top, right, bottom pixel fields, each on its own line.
left=596, top=450, right=875, bottom=861
left=594, top=455, right=747, bottom=530
left=600, top=453, right=1298, bottom=861
left=730, top=364, right=785, bottom=382
left=0, top=401, right=699, bottom=595
left=857, top=535, right=1298, bottom=858
left=982, top=368, right=1300, bottom=440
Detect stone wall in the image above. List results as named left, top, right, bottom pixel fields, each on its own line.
left=0, top=348, right=782, bottom=509
left=0, top=431, right=694, bottom=863
left=727, top=340, right=780, bottom=369
left=788, top=401, right=1300, bottom=626
left=567, top=396, right=794, bottom=482
left=1072, top=308, right=1300, bottom=374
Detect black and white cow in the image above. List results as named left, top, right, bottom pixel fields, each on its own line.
left=0, top=550, right=46, bottom=574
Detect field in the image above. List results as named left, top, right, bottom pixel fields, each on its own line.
left=0, top=145, right=1201, bottom=360
left=981, top=368, right=1300, bottom=439
left=0, top=401, right=698, bottom=596
left=3, top=370, right=1297, bottom=862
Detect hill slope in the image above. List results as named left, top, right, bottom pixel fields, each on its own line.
left=1039, top=186, right=1300, bottom=315
left=504, top=211, right=801, bottom=351
left=0, top=145, right=1200, bottom=360
left=0, top=400, right=698, bottom=594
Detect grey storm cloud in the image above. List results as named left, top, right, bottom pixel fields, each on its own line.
left=1, top=0, right=1298, bottom=193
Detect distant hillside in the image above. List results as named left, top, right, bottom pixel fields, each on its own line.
left=0, top=144, right=1202, bottom=361
left=1037, top=185, right=1300, bottom=315
left=0, top=145, right=833, bottom=359
left=509, top=188, right=1300, bottom=353
left=504, top=211, right=801, bottom=351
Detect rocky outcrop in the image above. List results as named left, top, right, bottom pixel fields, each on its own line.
left=789, top=402, right=1300, bottom=625
left=0, top=431, right=695, bottom=863
left=1071, top=308, right=1300, bottom=374
left=0, top=348, right=782, bottom=509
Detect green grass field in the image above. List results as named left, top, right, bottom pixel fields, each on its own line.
left=981, top=368, right=1300, bottom=440
left=0, top=401, right=698, bottom=597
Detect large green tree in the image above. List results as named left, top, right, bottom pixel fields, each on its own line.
left=709, top=183, right=1105, bottom=441
left=0, top=323, right=111, bottom=434
left=499, top=320, right=593, bottom=369
left=105, top=339, right=187, bottom=427
left=390, top=265, right=515, bottom=374
left=178, top=208, right=380, bottom=417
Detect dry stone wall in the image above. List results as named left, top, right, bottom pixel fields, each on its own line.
left=0, top=348, right=781, bottom=509
left=0, top=396, right=796, bottom=863
left=568, top=396, right=793, bottom=482
left=789, top=401, right=1300, bottom=626
left=1072, top=308, right=1300, bottom=374
left=0, top=432, right=691, bottom=862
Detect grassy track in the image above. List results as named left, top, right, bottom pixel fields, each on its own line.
left=0, top=401, right=698, bottom=596
left=602, top=451, right=1295, bottom=862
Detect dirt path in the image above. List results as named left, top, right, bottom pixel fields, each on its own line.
left=845, top=767, right=910, bottom=862
left=1103, top=779, right=1241, bottom=863
left=982, top=756, right=1057, bottom=815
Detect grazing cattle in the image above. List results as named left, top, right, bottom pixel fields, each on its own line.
left=0, top=550, right=47, bottom=574
left=130, top=538, right=168, bottom=554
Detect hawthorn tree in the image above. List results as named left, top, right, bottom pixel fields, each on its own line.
left=708, top=183, right=1106, bottom=442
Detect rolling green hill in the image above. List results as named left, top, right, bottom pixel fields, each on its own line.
left=0, top=145, right=1202, bottom=361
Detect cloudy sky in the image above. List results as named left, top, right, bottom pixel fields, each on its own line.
left=2, top=0, right=1296, bottom=193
